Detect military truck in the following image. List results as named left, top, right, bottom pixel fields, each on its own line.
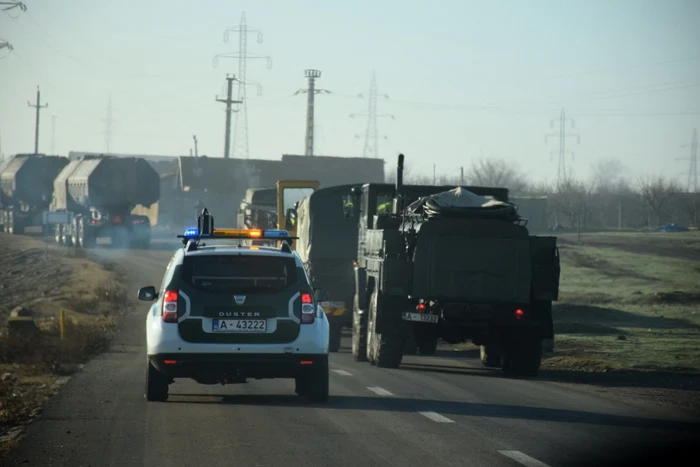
left=345, top=154, right=560, bottom=377
left=0, top=154, right=69, bottom=234
left=238, top=187, right=278, bottom=230
left=295, top=185, right=360, bottom=352
left=49, top=154, right=159, bottom=249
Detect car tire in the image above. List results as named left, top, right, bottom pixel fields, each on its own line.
left=304, top=357, right=329, bottom=403
left=145, top=360, right=169, bottom=402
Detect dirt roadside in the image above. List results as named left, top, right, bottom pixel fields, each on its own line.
left=0, top=233, right=129, bottom=458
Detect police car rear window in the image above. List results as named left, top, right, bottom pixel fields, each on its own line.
left=182, top=255, right=298, bottom=293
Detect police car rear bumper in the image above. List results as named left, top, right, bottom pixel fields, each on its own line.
left=149, top=353, right=328, bottom=379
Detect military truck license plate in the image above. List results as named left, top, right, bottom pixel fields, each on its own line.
left=212, top=319, right=267, bottom=333
left=401, top=312, right=439, bottom=324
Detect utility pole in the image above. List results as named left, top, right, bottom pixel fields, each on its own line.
left=545, top=107, right=580, bottom=187
left=216, top=74, right=243, bottom=159
left=27, top=86, right=48, bottom=154
left=350, top=70, right=394, bottom=159
left=103, top=96, right=114, bottom=153
left=681, top=128, right=698, bottom=192
left=295, top=69, right=330, bottom=156
left=460, top=166, right=464, bottom=185
left=193, top=135, right=199, bottom=157
left=213, top=12, right=272, bottom=159
left=433, top=164, right=436, bottom=185
left=51, top=114, right=57, bottom=154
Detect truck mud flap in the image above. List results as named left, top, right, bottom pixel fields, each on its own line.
left=530, top=236, right=560, bottom=301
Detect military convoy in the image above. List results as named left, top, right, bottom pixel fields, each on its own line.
left=49, top=155, right=159, bottom=249
left=0, top=153, right=159, bottom=249
left=0, top=154, right=69, bottom=234
left=343, top=154, right=560, bottom=376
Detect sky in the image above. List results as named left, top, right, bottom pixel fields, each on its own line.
left=1, top=0, right=699, bottom=188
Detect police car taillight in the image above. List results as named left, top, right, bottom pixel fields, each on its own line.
left=301, top=292, right=315, bottom=324
left=162, top=290, right=179, bottom=323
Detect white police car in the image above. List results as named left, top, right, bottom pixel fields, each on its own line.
left=137, top=209, right=330, bottom=402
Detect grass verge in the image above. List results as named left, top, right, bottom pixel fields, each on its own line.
left=0, top=234, right=127, bottom=458
left=544, top=231, right=700, bottom=377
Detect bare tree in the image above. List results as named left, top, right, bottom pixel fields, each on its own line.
left=467, top=158, right=529, bottom=194
left=639, top=176, right=682, bottom=227
left=591, top=158, right=627, bottom=193
left=552, top=176, right=593, bottom=239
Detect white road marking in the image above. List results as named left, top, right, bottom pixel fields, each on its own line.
left=367, top=386, right=393, bottom=396
left=498, top=450, right=552, bottom=467
left=332, top=369, right=353, bottom=376
left=418, top=411, right=455, bottom=423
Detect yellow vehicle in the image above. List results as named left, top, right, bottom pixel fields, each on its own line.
left=276, top=180, right=320, bottom=245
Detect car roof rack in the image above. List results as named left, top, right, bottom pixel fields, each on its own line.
left=177, top=207, right=298, bottom=251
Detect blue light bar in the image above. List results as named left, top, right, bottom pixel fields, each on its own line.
left=262, top=229, right=291, bottom=238
left=184, top=227, right=199, bottom=238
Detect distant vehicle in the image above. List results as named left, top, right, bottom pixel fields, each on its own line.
left=294, top=184, right=362, bottom=352
left=48, top=154, right=159, bottom=249
left=346, top=154, right=561, bottom=377
left=138, top=209, right=330, bottom=402
left=0, top=154, right=68, bottom=234
left=237, top=187, right=277, bottom=230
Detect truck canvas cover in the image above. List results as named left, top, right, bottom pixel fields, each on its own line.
left=407, top=187, right=520, bottom=221
left=296, top=186, right=359, bottom=301
left=408, top=188, right=531, bottom=304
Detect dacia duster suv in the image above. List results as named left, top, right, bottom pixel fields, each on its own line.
left=138, top=210, right=330, bottom=403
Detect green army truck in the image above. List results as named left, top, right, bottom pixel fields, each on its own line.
left=295, top=185, right=360, bottom=352
left=344, top=154, right=560, bottom=377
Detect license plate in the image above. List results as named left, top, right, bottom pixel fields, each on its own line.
left=212, top=319, right=267, bottom=333
left=401, top=312, right=439, bottom=324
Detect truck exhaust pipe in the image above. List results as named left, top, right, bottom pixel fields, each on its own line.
left=394, top=153, right=404, bottom=214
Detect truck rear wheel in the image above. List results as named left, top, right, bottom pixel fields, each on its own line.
left=54, top=224, right=63, bottom=245
left=367, top=291, right=404, bottom=369
left=502, top=335, right=543, bottom=377
left=351, top=295, right=368, bottom=362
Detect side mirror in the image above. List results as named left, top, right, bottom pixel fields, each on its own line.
left=313, top=288, right=329, bottom=302
left=138, top=286, right=158, bottom=301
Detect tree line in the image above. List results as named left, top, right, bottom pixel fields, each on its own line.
left=386, top=158, right=699, bottom=230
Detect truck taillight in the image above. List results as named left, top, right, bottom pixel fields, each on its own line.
left=301, top=292, right=315, bottom=324
left=515, top=308, right=524, bottom=320
left=416, top=303, right=426, bottom=313
left=162, top=290, right=179, bottom=323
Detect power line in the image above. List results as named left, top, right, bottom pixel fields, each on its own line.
left=216, top=74, right=243, bottom=159
left=545, top=108, right=580, bottom=186
left=295, top=69, right=330, bottom=156
left=27, top=85, right=48, bottom=154
left=213, top=12, right=272, bottom=159
left=349, top=70, right=395, bottom=159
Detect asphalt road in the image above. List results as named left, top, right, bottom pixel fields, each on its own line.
left=3, top=241, right=699, bottom=467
